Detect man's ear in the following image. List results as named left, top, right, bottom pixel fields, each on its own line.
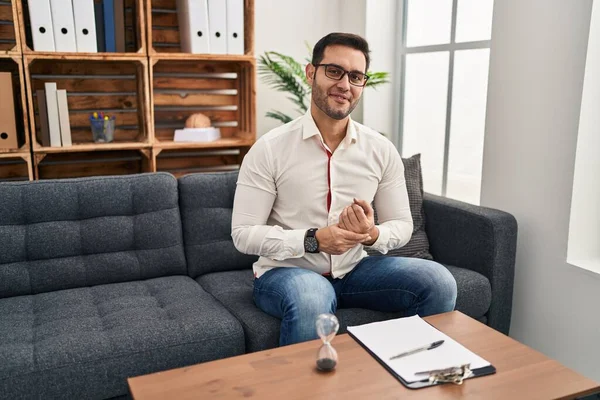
left=306, top=64, right=315, bottom=85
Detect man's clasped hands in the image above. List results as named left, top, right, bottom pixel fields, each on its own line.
left=315, top=199, right=379, bottom=255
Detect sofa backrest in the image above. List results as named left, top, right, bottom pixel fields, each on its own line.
left=0, top=173, right=187, bottom=299
left=178, top=171, right=258, bottom=278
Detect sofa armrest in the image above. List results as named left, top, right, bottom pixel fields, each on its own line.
left=423, top=193, right=518, bottom=335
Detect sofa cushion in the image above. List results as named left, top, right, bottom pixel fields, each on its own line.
left=178, top=172, right=258, bottom=279
left=0, top=276, right=245, bottom=400
left=197, top=264, right=491, bottom=353
left=0, top=173, right=187, bottom=298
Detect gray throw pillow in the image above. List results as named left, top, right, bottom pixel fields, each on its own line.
left=367, top=153, right=433, bottom=260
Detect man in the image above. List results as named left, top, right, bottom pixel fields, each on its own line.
left=232, top=32, right=457, bottom=346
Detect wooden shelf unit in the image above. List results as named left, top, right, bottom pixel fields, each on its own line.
left=16, top=0, right=146, bottom=55
left=0, top=0, right=21, bottom=55
left=2, top=0, right=256, bottom=180
left=0, top=151, right=33, bottom=181
left=24, top=54, right=152, bottom=152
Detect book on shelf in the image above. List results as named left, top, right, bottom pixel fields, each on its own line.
left=56, top=90, right=72, bottom=147
left=36, top=89, right=51, bottom=147
left=38, top=83, right=72, bottom=147
left=43, top=82, right=62, bottom=147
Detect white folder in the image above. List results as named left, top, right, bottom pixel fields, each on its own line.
left=49, top=0, right=78, bottom=52
left=44, top=83, right=62, bottom=147
left=207, top=0, right=227, bottom=54
left=56, top=90, right=72, bottom=146
left=28, top=0, right=56, bottom=51
left=72, top=0, right=98, bottom=52
left=177, top=0, right=210, bottom=53
left=226, top=0, right=244, bottom=54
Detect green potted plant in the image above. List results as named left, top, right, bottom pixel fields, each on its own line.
left=258, top=46, right=390, bottom=124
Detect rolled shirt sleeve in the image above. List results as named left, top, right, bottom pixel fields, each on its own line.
left=367, top=142, right=413, bottom=254
left=231, top=138, right=306, bottom=260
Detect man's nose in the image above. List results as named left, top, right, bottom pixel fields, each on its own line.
left=335, top=74, right=351, bottom=90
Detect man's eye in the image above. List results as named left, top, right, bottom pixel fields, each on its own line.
left=350, top=73, right=361, bottom=82
left=328, top=68, right=342, bottom=76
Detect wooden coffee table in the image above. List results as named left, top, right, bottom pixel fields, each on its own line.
left=128, top=311, right=599, bottom=399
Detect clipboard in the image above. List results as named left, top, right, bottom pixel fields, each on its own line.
left=346, top=315, right=497, bottom=389
left=348, top=330, right=496, bottom=389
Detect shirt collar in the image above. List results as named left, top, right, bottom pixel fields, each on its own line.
left=301, top=109, right=358, bottom=146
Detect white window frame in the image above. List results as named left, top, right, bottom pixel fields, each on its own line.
left=394, top=0, right=492, bottom=196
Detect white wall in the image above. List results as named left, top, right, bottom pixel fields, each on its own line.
left=363, top=0, right=398, bottom=141
left=255, top=0, right=343, bottom=136
left=567, top=0, right=600, bottom=271
left=481, top=0, right=599, bottom=381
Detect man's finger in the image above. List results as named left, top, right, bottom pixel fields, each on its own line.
left=347, top=205, right=361, bottom=226
left=353, top=198, right=373, bottom=215
left=339, top=229, right=370, bottom=242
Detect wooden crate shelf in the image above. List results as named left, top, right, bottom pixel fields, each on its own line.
left=5, top=0, right=255, bottom=180
left=147, top=0, right=254, bottom=56
left=24, top=55, right=152, bottom=151
left=17, top=0, right=146, bottom=56
left=150, top=56, right=256, bottom=149
left=0, top=0, right=21, bottom=54
left=0, top=54, right=30, bottom=154
left=0, top=151, right=33, bottom=181
left=154, top=147, right=243, bottom=178
left=34, top=149, right=152, bottom=179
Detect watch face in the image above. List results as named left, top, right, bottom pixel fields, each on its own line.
left=304, top=237, right=319, bottom=253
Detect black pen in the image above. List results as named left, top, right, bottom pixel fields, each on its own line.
left=389, top=340, right=445, bottom=361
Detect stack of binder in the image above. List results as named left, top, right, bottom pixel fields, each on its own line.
left=28, top=0, right=127, bottom=53
left=176, top=0, right=244, bottom=55
left=36, top=82, right=72, bottom=147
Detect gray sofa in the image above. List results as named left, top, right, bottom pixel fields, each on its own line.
left=0, top=172, right=517, bottom=399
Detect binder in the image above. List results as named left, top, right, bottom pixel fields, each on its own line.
left=347, top=316, right=496, bottom=389
left=49, top=0, right=78, bottom=52
left=226, top=0, right=244, bottom=55
left=103, top=0, right=116, bottom=52
left=28, top=0, right=56, bottom=51
left=36, top=90, right=51, bottom=147
left=0, top=72, right=19, bottom=149
left=72, top=0, right=98, bottom=52
left=56, top=90, right=72, bottom=147
left=113, top=0, right=126, bottom=52
left=44, top=83, right=62, bottom=147
left=176, top=0, right=210, bottom=53
left=207, top=0, right=227, bottom=54
left=94, top=1, right=105, bottom=52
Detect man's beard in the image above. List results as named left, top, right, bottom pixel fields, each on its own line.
left=312, top=82, right=359, bottom=120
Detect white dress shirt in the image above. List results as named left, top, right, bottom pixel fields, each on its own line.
left=231, top=111, right=413, bottom=279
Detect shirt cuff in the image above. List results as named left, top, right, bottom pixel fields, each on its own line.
left=366, top=225, right=391, bottom=254
left=286, top=229, right=307, bottom=258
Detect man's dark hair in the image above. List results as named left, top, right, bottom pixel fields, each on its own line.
left=311, top=32, right=371, bottom=72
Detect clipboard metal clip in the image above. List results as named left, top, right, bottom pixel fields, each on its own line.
left=415, top=363, right=474, bottom=385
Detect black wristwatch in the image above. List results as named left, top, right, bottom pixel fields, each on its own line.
left=304, top=228, right=319, bottom=253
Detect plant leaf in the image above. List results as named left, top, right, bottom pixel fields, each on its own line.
left=266, top=110, right=294, bottom=124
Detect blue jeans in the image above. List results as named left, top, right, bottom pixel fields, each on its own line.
left=253, top=256, right=457, bottom=346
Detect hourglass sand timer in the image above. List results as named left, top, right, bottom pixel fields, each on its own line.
left=315, top=313, right=340, bottom=372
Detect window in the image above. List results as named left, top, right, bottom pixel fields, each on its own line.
left=398, top=0, right=494, bottom=204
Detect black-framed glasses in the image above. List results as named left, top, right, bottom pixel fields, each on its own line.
left=314, top=64, right=370, bottom=87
